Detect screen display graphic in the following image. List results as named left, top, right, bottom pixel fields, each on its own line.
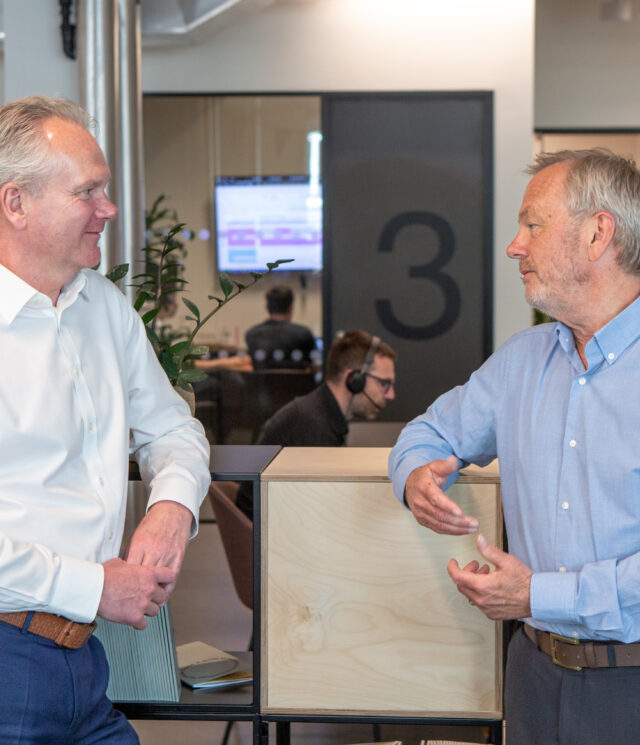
left=215, top=175, right=322, bottom=273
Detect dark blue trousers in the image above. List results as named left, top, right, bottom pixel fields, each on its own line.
left=0, top=619, right=139, bottom=745
left=505, top=626, right=640, bottom=745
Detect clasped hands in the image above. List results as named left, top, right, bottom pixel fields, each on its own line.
left=97, top=500, right=193, bottom=629
left=405, top=456, right=532, bottom=621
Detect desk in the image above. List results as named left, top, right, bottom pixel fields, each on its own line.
left=122, top=445, right=281, bottom=745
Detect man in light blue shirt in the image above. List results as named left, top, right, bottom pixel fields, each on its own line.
left=389, top=148, right=640, bottom=744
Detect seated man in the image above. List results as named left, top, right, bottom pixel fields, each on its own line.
left=245, top=284, right=317, bottom=369
left=236, top=329, right=396, bottom=517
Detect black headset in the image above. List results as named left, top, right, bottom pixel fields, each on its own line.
left=345, top=335, right=381, bottom=394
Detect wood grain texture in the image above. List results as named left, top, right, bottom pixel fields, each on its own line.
left=261, top=464, right=502, bottom=718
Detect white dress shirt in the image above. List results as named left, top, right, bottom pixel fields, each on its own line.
left=0, top=265, right=210, bottom=623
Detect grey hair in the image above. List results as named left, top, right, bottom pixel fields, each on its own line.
left=0, top=95, right=93, bottom=195
left=527, top=148, right=640, bottom=276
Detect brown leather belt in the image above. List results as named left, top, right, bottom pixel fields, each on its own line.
left=524, top=623, right=640, bottom=671
left=0, top=611, right=97, bottom=650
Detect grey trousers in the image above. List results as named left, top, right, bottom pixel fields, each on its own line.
left=505, top=626, right=640, bottom=745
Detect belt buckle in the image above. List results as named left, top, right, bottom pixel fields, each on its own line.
left=550, top=632, right=582, bottom=671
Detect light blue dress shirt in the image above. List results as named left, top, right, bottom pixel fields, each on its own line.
left=389, top=296, right=640, bottom=642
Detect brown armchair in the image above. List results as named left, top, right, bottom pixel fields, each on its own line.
left=208, top=481, right=253, bottom=611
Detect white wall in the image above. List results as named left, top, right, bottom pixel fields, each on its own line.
left=536, top=0, right=640, bottom=129
left=142, top=0, right=535, bottom=348
left=3, top=2, right=77, bottom=102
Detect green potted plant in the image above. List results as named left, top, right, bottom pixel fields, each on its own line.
left=108, top=196, right=292, bottom=408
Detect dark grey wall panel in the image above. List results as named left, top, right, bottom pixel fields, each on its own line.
left=322, top=92, right=493, bottom=422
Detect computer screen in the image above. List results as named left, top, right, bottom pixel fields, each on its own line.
left=214, top=175, right=323, bottom=273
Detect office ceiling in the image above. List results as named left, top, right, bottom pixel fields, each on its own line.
left=139, top=0, right=309, bottom=46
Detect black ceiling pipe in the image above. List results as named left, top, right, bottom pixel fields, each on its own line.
left=60, top=0, right=76, bottom=60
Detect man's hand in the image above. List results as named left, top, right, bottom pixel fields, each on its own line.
left=98, top=558, right=176, bottom=629
left=447, top=534, right=533, bottom=620
left=405, top=456, right=479, bottom=535
left=123, top=500, right=194, bottom=597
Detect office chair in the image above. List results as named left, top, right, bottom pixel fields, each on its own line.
left=208, top=481, right=253, bottom=745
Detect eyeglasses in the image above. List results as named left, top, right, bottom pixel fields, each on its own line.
left=365, top=372, right=395, bottom=393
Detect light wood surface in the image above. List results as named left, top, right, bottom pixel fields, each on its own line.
left=261, top=451, right=502, bottom=718
left=261, top=447, right=392, bottom=481
left=261, top=447, right=499, bottom=484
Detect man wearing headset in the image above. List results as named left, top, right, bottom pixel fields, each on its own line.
left=236, top=329, right=396, bottom=517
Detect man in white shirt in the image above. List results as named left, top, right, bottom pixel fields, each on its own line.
left=0, top=96, right=210, bottom=744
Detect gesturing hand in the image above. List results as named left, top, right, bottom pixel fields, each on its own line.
left=447, top=534, right=533, bottom=621
left=405, top=456, right=479, bottom=535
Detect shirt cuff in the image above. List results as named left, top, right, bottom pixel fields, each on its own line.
left=146, top=473, right=204, bottom=538
left=48, top=556, right=104, bottom=623
left=389, top=452, right=459, bottom=505
left=530, top=570, right=578, bottom=623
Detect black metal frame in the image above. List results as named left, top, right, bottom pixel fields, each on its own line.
left=121, top=444, right=281, bottom=745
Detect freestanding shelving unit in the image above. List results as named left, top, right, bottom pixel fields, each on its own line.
left=260, top=448, right=503, bottom=744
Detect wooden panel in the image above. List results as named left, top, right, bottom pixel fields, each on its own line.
left=261, top=446, right=499, bottom=484
left=261, top=447, right=391, bottom=482
left=261, top=474, right=501, bottom=717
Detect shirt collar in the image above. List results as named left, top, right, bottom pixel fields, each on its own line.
left=591, top=294, right=640, bottom=366
left=57, top=271, right=89, bottom=311
left=554, top=294, right=640, bottom=368
left=0, top=264, right=89, bottom=325
left=0, top=263, right=43, bottom=325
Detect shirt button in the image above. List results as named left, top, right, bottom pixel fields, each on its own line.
left=561, top=501, right=570, bottom=510
left=98, top=477, right=104, bottom=486
left=578, top=377, right=586, bottom=385
left=559, top=566, right=567, bottom=572
left=608, top=352, right=615, bottom=360
left=108, top=531, right=113, bottom=540
left=569, top=439, right=577, bottom=448
left=88, top=422, right=94, bottom=431
left=572, top=631, right=579, bottom=638
left=73, top=367, right=79, bottom=377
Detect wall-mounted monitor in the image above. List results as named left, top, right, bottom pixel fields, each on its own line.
left=214, top=175, right=323, bottom=273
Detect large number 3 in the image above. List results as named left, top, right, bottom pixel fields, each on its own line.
left=375, top=211, right=461, bottom=339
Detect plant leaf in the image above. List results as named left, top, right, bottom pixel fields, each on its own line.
left=179, top=369, right=207, bottom=383
left=145, top=326, right=160, bottom=347
left=169, top=340, right=190, bottom=354
left=182, top=297, right=200, bottom=320
left=267, top=258, right=294, bottom=270
left=159, top=349, right=180, bottom=381
left=189, top=345, right=209, bottom=357
left=219, top=273, right=234, bottom=298
left=133, top=291, right=150, bottom=312
left=142, top=308, right=160, bottom=325
left=106, top=263, right=129, bottom=283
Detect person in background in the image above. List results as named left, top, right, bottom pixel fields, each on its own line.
left=245, top=284, right=317, bottom=369
left=0, top=95, right=210, bottom=744
left=389, top=148, right=640, bottom=745
left=236, top=329, right=396, bottom=517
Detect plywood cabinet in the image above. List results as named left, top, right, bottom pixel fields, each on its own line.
left=260, top=447, right=502, bottom=719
